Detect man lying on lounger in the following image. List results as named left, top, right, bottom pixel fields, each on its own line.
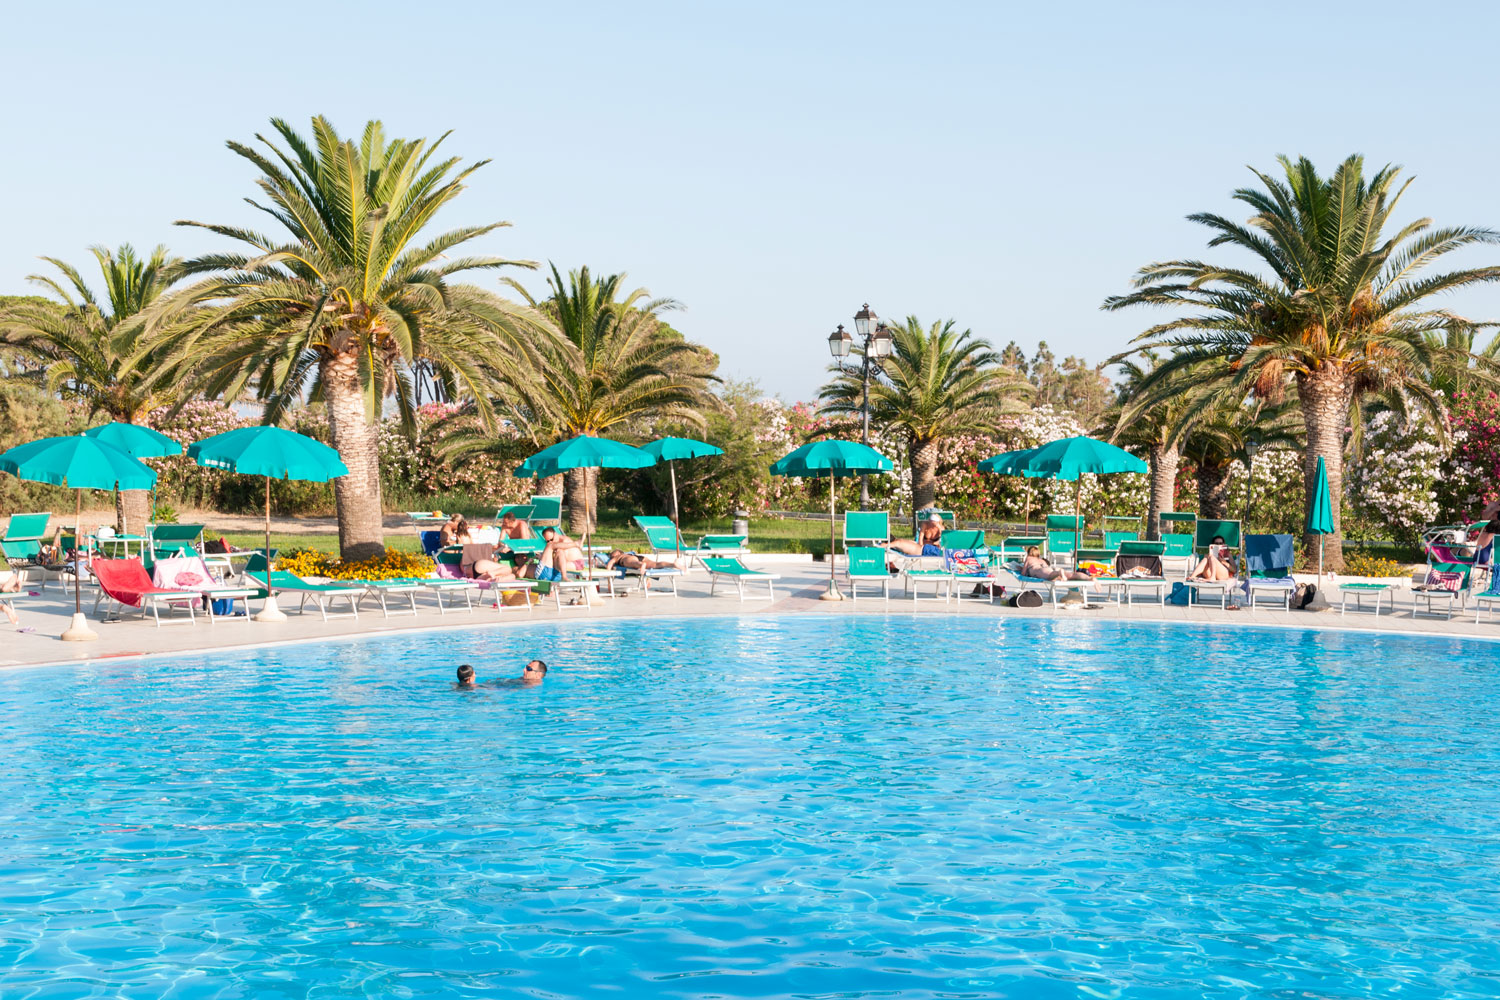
left=599, top=549, right=675, bottom=573
left=1187, top=536, right=1236, bottom=582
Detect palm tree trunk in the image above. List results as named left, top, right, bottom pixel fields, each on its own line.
left=1196, top=458, right=1231, bottom=519
left=1145, top=443, right=1178, bottom=541
left=909, top=436, right=939, bottom=513
left=321, top=352, right=386, bottom=561
left=564, top=467, right=595, bottom=536
left=537, top=473, right=564, bottom=499
left=1297, top=367, right=1354, bottom=572
left=117, top=490, right=152, bottom=535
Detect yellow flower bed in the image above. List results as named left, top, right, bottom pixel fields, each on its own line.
left=277, top=547, right=433, bottom=581
left=1342, top=552, right=1405, bottom=579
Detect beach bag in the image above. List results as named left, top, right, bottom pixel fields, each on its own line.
left=211, top=598, right=236, bottom=616
left=1007, top=590, right=1043, bottom=608
left=943, top=548, right=985, bottom=575
left=1424, top=568, right=1464, bottom=592
left=1169, top=582, right=1190, bottom=606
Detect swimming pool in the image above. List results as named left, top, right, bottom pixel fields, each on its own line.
left=1, top=615, right=1497, bottom=997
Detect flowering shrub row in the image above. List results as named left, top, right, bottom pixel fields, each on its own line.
left=276, top=546, right=434, bottom=581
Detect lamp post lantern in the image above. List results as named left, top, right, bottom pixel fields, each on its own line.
left=828, top=304, right=892, bottom=509
left=1242, top=438, right=1261, bottom=527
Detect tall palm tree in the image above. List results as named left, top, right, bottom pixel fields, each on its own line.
left=495, top=265, right=720, bottom=533
left=1107, top=352, right=1188, bottom=538
left=143, top=116, right=542, bottom=559
left=0, top=244, right=180, bottom=531
left=1103, top=154, right=1500, bottom=570
left=820, top=317, right=1030, bottom=512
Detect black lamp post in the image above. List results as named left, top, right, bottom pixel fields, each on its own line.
left=1242, top=438, right=1261, bottom=528
left=828, top=304, right=894, bottom=510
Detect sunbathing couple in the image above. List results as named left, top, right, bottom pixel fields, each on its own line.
left=439, top=511, right=533, bottom=548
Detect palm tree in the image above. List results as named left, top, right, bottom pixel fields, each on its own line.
left=0, top=244, right=180, bottom=531
left=1107, top=353, right=1187, bottom=538
left=143, top=116, right=542, bottom=559
left=820, top=317, right=1030, bottom=513
left=1103, top=154, right=1500, bottom=570
left=495, top=265, right=720, bottom=533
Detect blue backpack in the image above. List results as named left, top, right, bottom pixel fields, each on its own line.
left=1168, top=582, right=1190, bottom=606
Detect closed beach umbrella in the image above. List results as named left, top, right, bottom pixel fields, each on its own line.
left=514, top=435, right=657, bottom=579
left=188, top=426, right=348, bottom=622
left=84, top=422, right=184, bottom=534
left=770, top=440, right=893, bottom=601
left=1012, top=436, right=1148, bottom=559
left=979, top=447, right=1039, bottom=530
left=1306, top=455, right=1335, bottom=580
left=0, top=434, right=158, bottom=641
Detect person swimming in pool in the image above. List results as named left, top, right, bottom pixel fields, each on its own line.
left=455, top=664, right=477, bottom=688
left=455, top=661, right=547, bottom=689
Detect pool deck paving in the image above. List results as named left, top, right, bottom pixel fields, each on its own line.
left=3, top=556, right=1495, bottom=670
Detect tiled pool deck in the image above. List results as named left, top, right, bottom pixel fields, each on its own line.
left=5, top=557, right=1494, bottom=669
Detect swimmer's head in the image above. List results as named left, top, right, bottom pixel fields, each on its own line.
left=524, top=660, right=547, bottom=678
left=456, top=664, right=475, bottom=685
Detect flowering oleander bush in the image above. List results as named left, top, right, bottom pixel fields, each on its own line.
left=1438, top=390, right=1500, bottom=522
left=1220, top=448, right=1308, bottom=536
left=1348, top=411, right=1441, bottom=546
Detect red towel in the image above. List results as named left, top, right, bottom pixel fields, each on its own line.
left=92, top=558, right=178, bottom=608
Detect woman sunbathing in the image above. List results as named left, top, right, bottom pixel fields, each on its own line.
left=602, top=550, right=674, bottom=572
left=1187, top=536, right=1236, bottom=581
left=1020, top=546, right=1089, bottom=582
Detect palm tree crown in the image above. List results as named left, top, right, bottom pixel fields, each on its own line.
left=144, top=116, right=542, bottom=558
left=1104, top=154, right=1500, bottom=568
left=820, top=317, right=1029, bottom=511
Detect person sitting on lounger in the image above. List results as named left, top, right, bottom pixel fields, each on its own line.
left=498, top=511, right=532, bottom=541
left=0, top=569, right=21, bottom=625
left=536, top=527, right=587, bottom=582
left=1187, top=536, right=1236, bottom=581
left=1020, top=545, right=1089, bottom=582
left=888, top=514, right=945, bottom=557
left=439, top=513, right=465, bottom=547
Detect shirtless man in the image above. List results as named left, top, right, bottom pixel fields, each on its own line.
left=889, top=514, right=944, bottom=557
left=537, top=527, right=586, bottom=581
left=498, top=511, right=532, bottom=541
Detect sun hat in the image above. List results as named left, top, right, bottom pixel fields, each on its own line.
left=927, top=513, right=943, bottom=523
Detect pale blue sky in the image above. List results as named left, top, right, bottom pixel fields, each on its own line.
left=5, top=1, right=1499, bottom=400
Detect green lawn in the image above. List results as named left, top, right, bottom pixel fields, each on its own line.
left=224, top=512, right=836, bottom=557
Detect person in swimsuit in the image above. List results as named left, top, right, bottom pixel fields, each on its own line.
left=1187, top=535, right=1236, bottom=581
left=438, top=513, right=465, bottom=548
left=1020, top=545, right=1089, bottom=582
left=888, top=514, right=945, bottom=557
left=498, top=511, right=532, bottom=540
left=537, top=528, right=586, bottom=581
left=601, top=550, right=674, bottom=572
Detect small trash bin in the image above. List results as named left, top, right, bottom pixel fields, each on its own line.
left=731, top=509, right=749, bottom=537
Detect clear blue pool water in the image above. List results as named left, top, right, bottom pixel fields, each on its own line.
left=1, top=615, right=1498, bottom=998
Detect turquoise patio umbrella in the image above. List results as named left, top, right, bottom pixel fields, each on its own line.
left=1307, top=455, right=1335, bottom=580
left=978, top=447, right=1040, bottom=531
left=642, top=437, right=723, bottom=527
left=514, top=435, right=657, bottom=579
left=188, top=426, right=349, bottom=622
left=770, top=440, right=893, bottom=601
left=0, top=434, right=158, bottom=642
left=1011, top=436, right=1148, bottom=560
left=84, top=421, right=184, bottom=535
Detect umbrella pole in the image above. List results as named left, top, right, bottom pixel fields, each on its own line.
left=820, top=474, right=843, bottom=601
left=585, top=470, right=593, bottom=583
left=1024, top=482, right=1031, bottom=533
left=254, top=476, right=286, bottom=622
left=61, top=487, right=97, bottom=641
left=1073, top=479, right=1083, bottom=570
left=670, top=461, right=681, bottom=564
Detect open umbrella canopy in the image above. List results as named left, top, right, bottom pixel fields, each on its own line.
left=769, top=440, right=893, bottom=478
left=642, top=437, right=723, bottom=462
left=978, top=447, right=1038, bottom=475
left=1306, top=456, right=1335, bottom=535
left=0, top=434, right=158, bottom=491
left=1011, top=436, right=1147, bottom=481
left=514, top=435, right=657, bottom=478
left=188, top=426, right=348, bottom=481
left=83, top=422, right=183, bottom=459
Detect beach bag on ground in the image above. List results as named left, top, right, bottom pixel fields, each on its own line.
left=1007, top=590, right=1043, bottom=608
left=1169, top=582, right=1190, bottom=606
